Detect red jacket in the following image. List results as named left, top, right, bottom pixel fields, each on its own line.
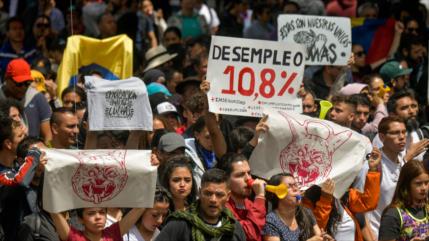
left=225, top=197, right=266, bottom=241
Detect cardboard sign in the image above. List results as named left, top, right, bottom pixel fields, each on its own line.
left=43, top=149, right=157, bottom=213
left=278, top=14, right=351, bottom=66
left=249, top=109, right=372, bottom=198
left=85, top=76, right=153, bottom=131
left=207, top=36, right=305, bottom=117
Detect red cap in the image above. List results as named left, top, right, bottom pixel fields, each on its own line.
left=5, top=58, right=33, bottom=83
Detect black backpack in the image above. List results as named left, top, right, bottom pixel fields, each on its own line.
left=18, top=212, right=60, bottom=241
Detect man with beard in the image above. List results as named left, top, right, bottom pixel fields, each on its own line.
left=221, top=153, right=266, bottom=241
left=372, top=90, right=429, bottom=161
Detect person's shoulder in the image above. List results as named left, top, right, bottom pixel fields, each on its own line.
left=164, top=217, right=190, bottom=229
left=265, top=211, right=279, bottom=222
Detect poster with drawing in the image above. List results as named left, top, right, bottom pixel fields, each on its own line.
left=43, top=149, right=157, bottom=213
left=249, top=109, right=372, bottom=198
left=85, top=76, right=153, bottom=131
left=278, top=14, right=351, bottom=66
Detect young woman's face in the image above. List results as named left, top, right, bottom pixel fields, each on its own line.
left=410, top=173, right=429, bottom=204
left=140, top=201, right=169, bottom=232
left=169, top=167, right=192, bottom=201
left=80, top=208, right=107, bottom=234
left=280, top=176, right=301, bottom=206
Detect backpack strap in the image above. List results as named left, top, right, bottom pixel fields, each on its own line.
left=34, top=213, right=41, bottom=239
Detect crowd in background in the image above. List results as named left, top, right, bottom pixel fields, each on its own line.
left=0, top=0, right=429, bottom=241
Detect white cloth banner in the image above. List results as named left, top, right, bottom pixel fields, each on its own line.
left=43, top=149, right=157, bottom=213
left=85, top=76, right=153, bottom=131
left=249, top=110, right=372, bottom=198
left=207, top=36, right=305, bottom=117
left=278, top=14, right=351, bottom=66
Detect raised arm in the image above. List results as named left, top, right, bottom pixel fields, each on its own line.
left=0, top=148, right=41, bottom=187
left=118, top=208, right=145, bottom=236
left=50, top=212, right=70, bottom=241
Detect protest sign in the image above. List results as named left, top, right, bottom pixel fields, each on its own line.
left=56, top=34, right=133, bottom=97
left=207, top=36, right=305, bottom=117
left=278, top=14, right=351, bottom=66
left=43, top=149, right=157, bottom=213
left=249, top=109, right=372, bottom=198
left=85, top=76, right=153, bottom=131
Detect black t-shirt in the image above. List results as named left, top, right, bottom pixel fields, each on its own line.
left=379, top=207, right=427, bottom=241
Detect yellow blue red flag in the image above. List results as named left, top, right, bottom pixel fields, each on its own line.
left=56, top=34, right=133, bottom=96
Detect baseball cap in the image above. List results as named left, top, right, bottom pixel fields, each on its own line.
left=156, top=102, right=178, bottom=115
left=158, top=132, right=186, bottom=152
left=147, top=82, right=172, bottom=97
left=379, top=61, right=413, bottom=80
left=6, top=58, right=33, bottom=83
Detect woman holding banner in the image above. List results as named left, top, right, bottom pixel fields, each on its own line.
left=378, top=160, right=429, bottom=241
left=123, top=187, right=170, bottom=241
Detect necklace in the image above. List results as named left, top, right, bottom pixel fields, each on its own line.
left=276, top=210, right=298, bottom=231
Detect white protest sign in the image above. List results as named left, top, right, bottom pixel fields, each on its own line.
left=278, top=14, right=351, bottom=66
left=249, top=109, right=372, bottom=198
left=85, top=76, right=153, bottom=131
left=207, top=36, right=305, bottom=117
left=43, top=149, right=157, bottom=213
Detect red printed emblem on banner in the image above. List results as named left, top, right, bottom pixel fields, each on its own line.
left=72, top=150, right=128, bottom=204
left=278, top=112, right=352, bottom=186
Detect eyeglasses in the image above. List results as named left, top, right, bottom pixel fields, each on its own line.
left=36, top=23, right=49, bottom=29
left=14, top=81, right=31, bottom=88
left=354, top=51, right=366, bottom=57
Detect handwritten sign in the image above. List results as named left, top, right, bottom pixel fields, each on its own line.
left=278, top=14, right=351, bottom=66
left=43, top=149, right=157, bottom=213
left=249, top=109, right=372, bottom=198
left=207, top=36, right=305, bottom=117
left=85, top=76, right=153, bottom=131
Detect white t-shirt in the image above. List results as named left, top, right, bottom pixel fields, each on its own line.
left=353, top=151, right=404, bottom=238
left=123, top=226, right=160, bottom=241
left=333, top=201, right=356, bottom=241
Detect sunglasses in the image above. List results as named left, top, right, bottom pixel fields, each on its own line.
left=36, top=23, right=50, bottom=29
left=14, top=81, right=31, bottom=87
left=354, top=51, right=366, bottom=57
left=407, top=27, right=419, bottom=33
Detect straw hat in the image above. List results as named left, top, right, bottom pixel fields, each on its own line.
left=144, top=45, right=177, bottom=72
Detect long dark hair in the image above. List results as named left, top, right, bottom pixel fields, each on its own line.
left=161, top=155, right=197, bottom=210
left=388, top=160, right=429, bottom=210
left=267, top=173, right=315, bottom=241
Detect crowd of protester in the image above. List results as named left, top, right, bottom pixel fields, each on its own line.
left=0, top=0, right=429, bottom=240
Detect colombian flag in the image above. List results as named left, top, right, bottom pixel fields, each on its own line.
left=56, top=34, right=133, bottom=97
left=351, top=18, right=396, bottom=65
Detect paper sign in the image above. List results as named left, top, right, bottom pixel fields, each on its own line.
left=43, top=149, right=157, bottom=213
left=85, top=76, right=153, bottom=131
left=249, top=109, right=372, bottom=198
left=278, top=14, right=351, bottom=66
left=207, top=36, right=305, bottom=117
